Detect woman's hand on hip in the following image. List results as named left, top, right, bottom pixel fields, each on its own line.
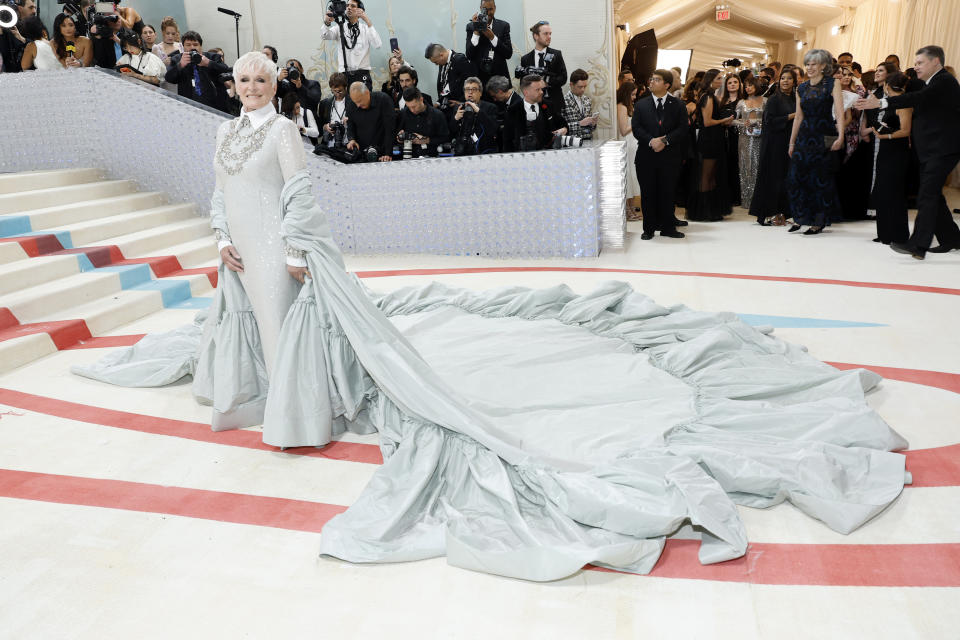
left=219, top=245, right=244, bottom=272
left=287, top=265, right=310, bottom=284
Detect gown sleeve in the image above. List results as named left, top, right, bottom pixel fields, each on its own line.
left=276, top=118, right=310, bottom=267
left=211, top=122, right=232, bottom=251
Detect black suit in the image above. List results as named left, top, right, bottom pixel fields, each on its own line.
left=165, top=52, right=231, bottom=111
left=503, top=98, right=565, bottom=152
left=464, top=18, right=512, bottom=86
left=519, top=47, right=567, bottom=113
left=631, top=93, right=689, bottom=235
left=493, top=90, right=523, bottom=152
left=437, top=51, right=477, bottom=106
left=345, top=91, right=396, bottom=157
left=886, top=68, right=960, bottom=249
left=450, top=100, right=500, bottom=154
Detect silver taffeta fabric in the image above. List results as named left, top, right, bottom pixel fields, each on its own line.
left=73, top=170, right=909, bottom=583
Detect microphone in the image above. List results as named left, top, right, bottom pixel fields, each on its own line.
left=66, top=41, right=77, bottom=57
left=217, top=7, right=242, bottom=17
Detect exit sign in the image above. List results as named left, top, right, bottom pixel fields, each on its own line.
left=716, top=9, right=731, bottom=20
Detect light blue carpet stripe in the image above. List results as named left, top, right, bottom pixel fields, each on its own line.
left=96, top=264, right=154, bottom=288
left=737, top=314, right=885, bottom=329
left=169, top=297, right=213, bottom=309
left=129, top=279, right=194, bottom=307
left=0, top=215, right=32, bottom=237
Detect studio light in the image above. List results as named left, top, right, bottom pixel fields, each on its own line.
left=796, top=40, right=804, bottom=51
left=0, top=5, right=19, bottom=29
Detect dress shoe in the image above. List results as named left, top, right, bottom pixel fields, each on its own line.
left=803, top=226, right=823, bottom=235
left=640, top=232, right=655, bottom=240
left=672, top=218, right=689, bottom=227
left=872, top=237, right=882, bottom=243
left=928, top=241, right=960, bottom=253
left=758, top=217, right=770, bottom=226
left=788, top=224, right=802, bottom=233
left=660, top=230, right=685, bottom=238
left=890, top=242, right=925, bottom=260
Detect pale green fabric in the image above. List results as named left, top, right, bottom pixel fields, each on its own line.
left=73, top=170, right=909, bottom=582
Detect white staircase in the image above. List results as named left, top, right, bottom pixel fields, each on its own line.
left=0, top=169, right=219, bottom=373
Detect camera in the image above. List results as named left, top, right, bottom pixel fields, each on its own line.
left=190, top=50, right=204, bottom=65
left=551, top=134, right=583, bottom=149
left=324, top=121, right=347, bottom=145
left=453, top=103, right=478, bottom=156
left=89, top=12, right=119, bottom=39
left=277, top=64, right=300, bottom=97
left=363, top=146, right=380, bottom=162
left=399, top=132, right=426, bottom=160
left=327, top=0, right=347, bottom=21
left=470, top=5, right=489, bottom=32
left=723, top=58, right=742, bottom=68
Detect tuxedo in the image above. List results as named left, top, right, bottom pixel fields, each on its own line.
left=631, top=92, right=689, bottom=235
left=436, top=51, right=477, bottom=105
left=464, top=17, right=512, bottom=86
left=886, top=68, right=960, bottom=249
left=519, top=47, right=567, bottom=113
left=503, top=98, right=566, bottom=152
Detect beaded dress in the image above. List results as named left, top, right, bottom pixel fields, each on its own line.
left=72, top=103, right=910, bottom=583
left=735, top=99, right=765, bottom=209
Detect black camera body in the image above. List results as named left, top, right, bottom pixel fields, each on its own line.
left=363, top=146, right=380, bottom=162
left=470, top=6, right=489, bottom=33
left=89, top=12, right=119, bottom=39
left=327, top=0, right=348, bottom=21
left=515, top=64, right=549, bottom=80
left=723, top=58, right=742, bottom=68
left=189, top=50, right=204, bottom=65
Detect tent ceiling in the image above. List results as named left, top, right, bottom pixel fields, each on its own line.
left=618, top=0, right=862, bottom=68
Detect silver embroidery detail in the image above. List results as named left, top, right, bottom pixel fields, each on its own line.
left=215, top=114, right=281, bottom=176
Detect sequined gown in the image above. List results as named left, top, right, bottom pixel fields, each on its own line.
left=735, top=100, right=765, bottom=210
left=211, top=113, right=304, bottom=374
left=787, top=76, right=840, bottom=227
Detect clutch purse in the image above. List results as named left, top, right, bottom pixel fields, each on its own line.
left=824, top=135, right=839, bottom=150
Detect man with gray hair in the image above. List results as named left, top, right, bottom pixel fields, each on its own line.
left=486, top=75, right=522, bottom=152
left=858, top=45, right=960, bottom=257
left=345, top=81, right=395, bottom=161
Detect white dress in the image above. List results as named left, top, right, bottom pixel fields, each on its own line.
left=618, top=107, right=642, bottom=199
left=31, top=40, right=60, bottom=71
left=72, top=101, right=910, bottom=583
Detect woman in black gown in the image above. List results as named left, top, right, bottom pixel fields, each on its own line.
left=685, top=69, right=734, bottom=222
left=750, top=68, right=798, bottom=225
left=718, top=74, right=743, bottom=207
left=867, top=72, right=913, bottom=244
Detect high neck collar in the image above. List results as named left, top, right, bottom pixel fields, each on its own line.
left=240, top=102, right=277, bottom=130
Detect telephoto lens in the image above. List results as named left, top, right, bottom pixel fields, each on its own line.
left=190, top=50, right=203, bottom=65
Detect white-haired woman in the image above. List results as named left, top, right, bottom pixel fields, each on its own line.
left=786, top=49, right=845, bottom=234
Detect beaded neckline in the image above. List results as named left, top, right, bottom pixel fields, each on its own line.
left=215, top=114, right=281, bottom=176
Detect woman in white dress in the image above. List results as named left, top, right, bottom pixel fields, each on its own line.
left=50, top=13, right=92, bottom=69
left=73, top=52, right=911, bottom=583
left=115, top=30, right=166, bottom=86
left=19, top=17, right=59, bottom=71
left=616, top=81, right=642, bottom=220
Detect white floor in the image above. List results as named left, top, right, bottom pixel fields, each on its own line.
left=1, top=202, right=959, bottom=640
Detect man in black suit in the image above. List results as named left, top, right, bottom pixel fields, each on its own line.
left=503, top=74, right=567, bottom=152
left=632, top=69, right=689, bottom=240
left=517, top=21, right=567, bottom=115
left=164, top=31, right=230, bottom=111
left=858, top=45, right=960, bottom=258
left=425, top=43, right=477, bottom=110
left=487, top=75, right=522, bottom=152
left=450, top=76, right=500, bottom=154
left=345, top=82, right=395, bottom=161
left=397, top=87, right=450, bottom=157
left=396, top=66, right=433, bottom=109
left=464, top=0, right=511, bottom=90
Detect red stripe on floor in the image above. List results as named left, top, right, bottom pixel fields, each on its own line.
left=0, top=234, right=65, bottom=257
left=166, top=266, right=218, bottom=287
left=0, top=319, right=92, bottom=349
left=588, top=539, right=960, bottom=587
left=1, top=468, right=957, bottom=587
left=63, top=334, right=146, bottom=350
left=0, top=307, right=18, bottom=331
left=353, top=267, right=960, bottom=296
left=903, top=444, right=960, bottom=488
left=0, top=387, right=383, bottom=465
left=829, top=361, right=960, bottom=395
left=0, top=468, right=346, bottom=534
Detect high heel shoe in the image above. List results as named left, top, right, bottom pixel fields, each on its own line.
left=803, top=226, right=823, bottom=235
left=788, top=224, right=802, bottom=233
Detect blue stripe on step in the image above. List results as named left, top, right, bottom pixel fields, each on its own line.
left=129, top=279, right=193, bottom=307
left=737, top=314, right=885, bottom=329
left=76, top=253, right=96, bottom=272
left=0, top=214, right=33, bottom=237
left=169, top=296, right=213, bottom=309
left=96, top=264, right=154, bottom=288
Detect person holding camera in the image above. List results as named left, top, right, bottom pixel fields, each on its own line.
left=450, top=76, right=499, bottom=154
left=562, top=69, right=598, bottom=140
left=396, top=66, right=433, bottom=109
left=319, top=0, right=381, bottom=91
left=425, top=42, right=477, bottom=111
left=0, top=0, right=36, bottom=73
left=345, top=81, right=394, bottom=161
left=397, top=87, right=449, bottom=157
left=276, top=58, right=324, bottom=116
left=503, top=74, right=567, bottom=152
left=281, top=93, right=320, bottom=144
left=165, top=31, right=230, bottom=110
left=517, top=21, right=567, bottom=116
left=318, top=72, right=352, bottom=150
left=464, top=0, right=511, bottom=91
left=115, top=29, right=164, bottom=85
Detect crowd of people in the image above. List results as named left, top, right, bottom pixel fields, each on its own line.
left=1, top=0, right=602, bottom=160
left=615, top=48, right=959, bottom=258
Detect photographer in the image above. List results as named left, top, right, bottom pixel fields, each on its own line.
left=318, top=72, right=351, bottom=149
left=319, top=0, right=381, bottom=90
left=397, top=87, right=449, bottom=157
left=345, top=81, right=394, bottom=161
left=115, top=28, right=164, bottom=85
left=0, top=0, right=37, bottom=73
left=165, top=31, right=230, bottom=110
left=425, top=42, right=477, bottom=111
left=562, top=69, right=598, bottom=140
left=517, top=21, right=567, bottom=115
left=281, top=93, right=319, bottom=143
left=487, top=74, right=521, bottom=151
left=464, top=0, right=511, bottom=90
left=503, top=74, right=567, bottom=152
left=277, top=58, right=324, bottom=115
left=89, top=6, right=124, bottom=68
left=396, top=66, right=433, bottom=109
left=450, top=76, right=499, bottom=154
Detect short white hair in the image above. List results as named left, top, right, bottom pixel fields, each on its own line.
left=803, top=49, right=832, bottom=68
left=233, top=51, right=277, bottom=86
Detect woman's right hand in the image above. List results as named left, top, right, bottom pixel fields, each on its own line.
left=220, top=245, right=243, bottom=273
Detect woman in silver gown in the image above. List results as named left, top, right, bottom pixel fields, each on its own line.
left=734, top=77, right=765, bottom=210
left=73, top=53, right=911, bottom=583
